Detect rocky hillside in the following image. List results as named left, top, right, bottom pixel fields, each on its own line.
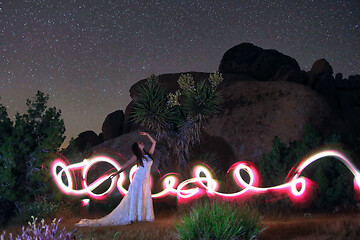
left=65, top=42, right=359, bottom=170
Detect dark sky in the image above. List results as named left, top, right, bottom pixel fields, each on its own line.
left=1, top=0, right=359, bottom=147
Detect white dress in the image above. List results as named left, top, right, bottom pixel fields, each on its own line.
left=76, top=155, right=154, bottom=226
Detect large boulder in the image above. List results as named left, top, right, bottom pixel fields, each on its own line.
left=68, top=130, right=103, bottom=153
left=274, top=68, right=308, bottom=85
left=310, top=59, right=333, bottom=76
left=218, top=43, right=300, bottom=81
left=123, top=101, right=136, bottom=134
left=338, top=90, right=360, bottom=109
left=102, top=110, right=125, bottom=141
left=340, top=107, right=360, bottom=134
left=203, top=80, right=341, bottom=164
left=348, top=75, right=360, bottom=89
left=315, top=74, right=338, bottom=109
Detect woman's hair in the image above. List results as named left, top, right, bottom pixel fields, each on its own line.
left=131, top=142, right=153, bottom=167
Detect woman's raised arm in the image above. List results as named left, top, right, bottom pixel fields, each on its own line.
left=139, top=132, right=156, bottom=155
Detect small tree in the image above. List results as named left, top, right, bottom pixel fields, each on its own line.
left=131, top=72, right=223, bottom=166
left=0, top=91, right=65, bottom=223
left=259, top=125, right=354, bottom=210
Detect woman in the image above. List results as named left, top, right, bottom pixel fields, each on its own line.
left=76, top=131, right=156, bottom=226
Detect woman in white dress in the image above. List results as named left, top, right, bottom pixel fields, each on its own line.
left=76, top=131, right=156, bottom=226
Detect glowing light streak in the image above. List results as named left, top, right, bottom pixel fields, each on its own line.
left=51, top=156, right=122, bottom=200
left=81, top=199, right=90, bottom=207
left=51, top=147, right=360, bottom=205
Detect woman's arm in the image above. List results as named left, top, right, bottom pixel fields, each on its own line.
left=140, top=132, right=156, bottom=155
left=110, top=155, right=137, bottom=178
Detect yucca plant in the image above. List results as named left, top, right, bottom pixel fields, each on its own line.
left=175, top=200, right=264, bottom=240
left=131, top=72, right=223, bottom=167
left=131, top=74, right=179, bottom=133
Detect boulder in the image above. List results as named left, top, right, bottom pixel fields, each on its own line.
left=315, top=74, right=338, bottom=109
left=123, top=101, right=136, bottom=134
left=98, top=133, right=104, bottom=142
left=340, top=107, right=360, bottom=134
left=335, top=78, right=349, bottom=90
left=102, top=110, right=125, bottom=141
left=338, top=90, right=360, bottom=109
left=203, top=80, right=341, bottom=164
left=310, top=59, right=333, bottom=76
left=306, top=72, right=320, bottom=89
left=218, top=43, right=300, bottom=81
left=348, top=75, right=360, bottom=89
left=278, top=70, right=308, bottom=85
left=70, top=130, right=103, bottom=152
left=335, top=73, right=343, bottom=81
left=272, top=65, right=296, bottom=81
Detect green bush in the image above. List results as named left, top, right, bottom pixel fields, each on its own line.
left=175, top=200, right=263, bottom=240
left=0, top=91, right=65, bottom=224
left=259, top=125, right=356, bottom=210
left=12, top=200, right=59, bottom=224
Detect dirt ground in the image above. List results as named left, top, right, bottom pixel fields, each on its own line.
left=2, top=210, right=360, bottom=239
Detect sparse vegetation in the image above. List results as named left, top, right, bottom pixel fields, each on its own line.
left=175, top=200, right=264, bottom=240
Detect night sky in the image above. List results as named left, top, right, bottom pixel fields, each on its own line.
left=1, top=0, right=359, bottom=147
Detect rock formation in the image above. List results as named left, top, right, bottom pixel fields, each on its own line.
left=102, top=110, right=124, bottom=141
left=218, top=42, right=300, bottom=81
left=67, top=42, right=359, bottom=171
left=66, top=130, right=103, bottom=153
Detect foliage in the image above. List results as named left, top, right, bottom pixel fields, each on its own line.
left=0, top=91, right=65, bottom=224
left=0, top=216, right=78, bottom=240
left=259, top=125, right=355, bottom=210
left=12, top=200, right=59, bottom=224
left=131, top=72, right=223, bottom=166
left=175, top=200, right=263, bottom=240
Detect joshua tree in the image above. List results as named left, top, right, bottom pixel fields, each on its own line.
left=131, top=72, right=223, bottom=167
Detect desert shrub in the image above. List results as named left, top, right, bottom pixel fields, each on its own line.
left=131, top=72, right=223, bottom=167
left=175, top=200, right=263, bottom=240
left=0, top=91, right=65, bottom=224
left=0, top=216, right=78, bottom=240
left=12, top=200, right=59, bottom=224
left=259, top=125, right=356, bottom=210
left=259, top=125, right=323, bottom=187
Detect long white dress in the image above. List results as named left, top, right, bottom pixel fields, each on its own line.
left=76, top=155, right=154, bottom=226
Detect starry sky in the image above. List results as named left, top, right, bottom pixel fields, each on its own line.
left=1, top=0, right=359, bottom=148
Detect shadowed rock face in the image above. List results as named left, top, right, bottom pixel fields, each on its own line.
left=66, top=130, right=103, bottom=153
left=203, top=80, right=340, bottom=164
left=218, top=42, right=300, bottom=81
left=102, top=110, right=124, bottom=141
